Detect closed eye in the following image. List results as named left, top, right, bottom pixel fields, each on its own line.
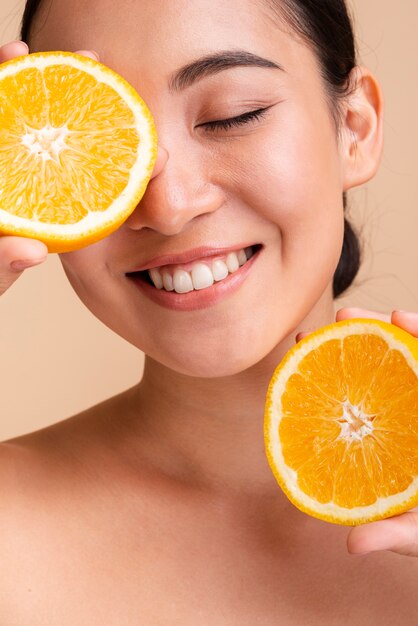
left=200, top=107, right=270, bottom=132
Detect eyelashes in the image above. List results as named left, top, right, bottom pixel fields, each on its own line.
left=201, top=107, right=270, bottom=132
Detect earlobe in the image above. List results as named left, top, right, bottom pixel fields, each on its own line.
left=341, top=66, right=384, bottom=191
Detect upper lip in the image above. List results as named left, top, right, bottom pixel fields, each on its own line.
left=127, top=243, right=259, bottom=272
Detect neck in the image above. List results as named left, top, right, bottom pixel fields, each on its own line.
left=120, top=290, right=336, bottom=497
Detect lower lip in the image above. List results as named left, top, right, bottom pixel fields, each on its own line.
left=127, top=247, right=262, bottom=312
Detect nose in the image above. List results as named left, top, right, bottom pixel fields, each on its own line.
left=125, top=145, right=225, bottom=236
left=149, top=145, right=168, bottom=180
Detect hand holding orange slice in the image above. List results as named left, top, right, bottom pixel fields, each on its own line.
left=265, top=317, right=418, bottom=525
left=0, top=49, right=158, bottom=252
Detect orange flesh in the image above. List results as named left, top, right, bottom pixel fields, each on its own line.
left=0, top=65, right=140, bottom=224
left=279, top=334, right=418, bottom=507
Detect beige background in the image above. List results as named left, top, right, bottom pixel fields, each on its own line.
left=0, top=0, right=417, bottom=440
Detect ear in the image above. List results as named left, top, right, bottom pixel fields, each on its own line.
left=340, top=66, right=384, bottom=191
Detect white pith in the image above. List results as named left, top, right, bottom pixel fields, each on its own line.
left=21, top=123, right=71, bottom=163
left=265, top=320, right=418, bottom=522
left=0, top=52, right=156, bottom=236
left=337, top=399, right=376, bottom=442
left=148, top=246, right=254, bottom=293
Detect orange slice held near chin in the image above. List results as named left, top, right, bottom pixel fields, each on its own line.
left=0, top=51, right=158, bottom=253
left=264, top=318, right=418, bottom=525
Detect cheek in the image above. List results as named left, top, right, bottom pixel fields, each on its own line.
left=214, top=100, right=345, bottom=270
left=59, top=242, right=114, bottom=318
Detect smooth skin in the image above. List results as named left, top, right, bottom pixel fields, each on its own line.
left=0, top=1, right=417, bottom=621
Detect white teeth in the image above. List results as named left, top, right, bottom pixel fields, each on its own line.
left=237, top=249, right=247, bottom=266
left=162, top=271, right=174, bottom=291
left=173, top=269, right=194, bottom=293
left=212, top=259, right=229, bottom=281
left=225, top=252, right=240, bottom=273
left=149, top=268, right=163, bottom=289
left=144, top=246, right=258, bottom=293
left=191, top=263, right=214, bottom=290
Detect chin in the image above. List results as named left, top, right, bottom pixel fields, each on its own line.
left=146, top=343, right=268, bottom=378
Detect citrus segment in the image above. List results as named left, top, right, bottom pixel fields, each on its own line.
left=281, top=372, right=344, bottom=420
left=297, top=339, right=346, bottom=402
left=341, top=334, right=388, bottom=405
left=265, top=318, right=418, bottom=525
left=372, top=390, right=418, bottom=437
left=362, top=348, right=418, bottom=413
left=0, top=51, right=158, bottom=252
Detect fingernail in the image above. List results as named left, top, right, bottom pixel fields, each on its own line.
left=91, top=50, right=100, bottom=60
left=11, top=257, right=46, bottom=271
left=9, top=40, right=29, bottom=52
left=393, top=310, right=418, bottom=319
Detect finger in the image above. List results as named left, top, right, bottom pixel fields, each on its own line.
left=0, top=237, right=48, bottom=296
left=347, top=512, right=418, bottom=557
left=295, top=331, right=311, bottom=343
left=391, top=310, right=418, bottom=337
left=0, top=40, right=29, bottom=63
left=336, top=307, right=391, bottom=323
left=296, top=307, right=392, bottom=344
left=74, top=50, right=100, bottom=61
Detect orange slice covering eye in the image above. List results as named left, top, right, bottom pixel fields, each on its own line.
left=264, top=318, right=418, bottom=525
left=0, top=51, right=158, bottom=252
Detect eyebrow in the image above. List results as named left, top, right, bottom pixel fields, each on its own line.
left=168, top=49, right=285, bottom=92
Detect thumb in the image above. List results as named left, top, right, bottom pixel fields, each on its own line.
left=0, top=236, right=48, bottom=296
left=347, top=511, right=418, bottom=557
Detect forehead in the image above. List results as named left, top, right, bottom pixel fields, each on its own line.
left=30, top=0, right=314, bottom=75
left=32, top=0, right=273, bottom=43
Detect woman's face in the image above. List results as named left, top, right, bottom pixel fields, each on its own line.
left=31, top=0, right=347, bottom=377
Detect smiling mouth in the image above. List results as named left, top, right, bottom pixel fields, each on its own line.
left=127, top=244, right=263, bottom=293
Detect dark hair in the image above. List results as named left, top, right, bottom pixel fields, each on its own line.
left=266, top=0, right=362, bottom=298
left=20, top=0, right=362, bottom=298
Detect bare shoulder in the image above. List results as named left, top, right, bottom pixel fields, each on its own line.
left=0, top=417, right=84, bottom=501
left=0, top=386, right=130, bottom=474
left=0, top=437, right=59, bottom=536
left=0, top=394, right=116, bottom=523
left=0, top=400, right=119, bottom=606
left=0, top=441, right=44, bottom=598
left=0, top=391, right=151, bottom=621
left=0, top=433, right=77, bottom=618
left=0, top=440, right=20, bottom=481
left=0, top=387, right=136, bottom=515
left=0, top=440, right=39, bottom=507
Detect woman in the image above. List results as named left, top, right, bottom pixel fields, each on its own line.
left=0, top=0, right=417, bottom=622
